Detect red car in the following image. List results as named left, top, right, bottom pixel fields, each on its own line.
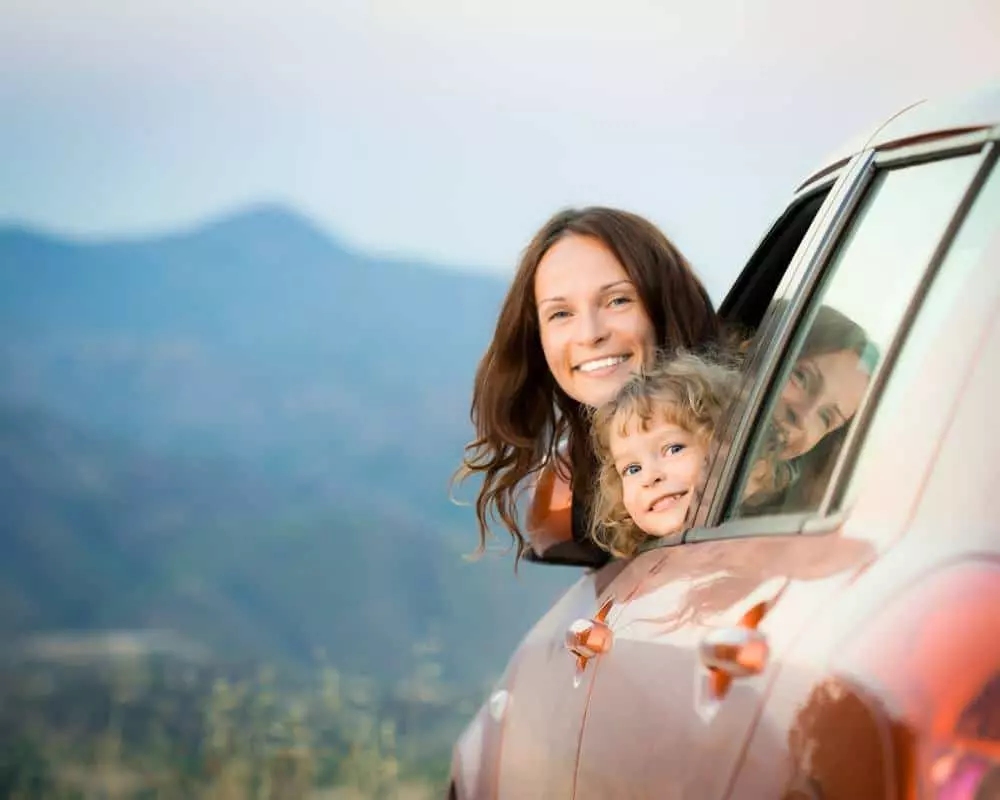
left=450, top=81, right=1000, bottom=799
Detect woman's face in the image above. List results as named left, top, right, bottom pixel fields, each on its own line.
left=534, top=234, right=656, bottom=407
left=774, top=349, right=870, bottom=460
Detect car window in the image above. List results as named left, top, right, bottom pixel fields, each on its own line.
left=835, top=156, right=1000, bottom=513
left=726, top=153, right=983, bottom=520
left=719, top=187, right=830, bottom=334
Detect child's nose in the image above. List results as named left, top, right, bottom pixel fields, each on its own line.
left=644, top=465, right=665, bottom=488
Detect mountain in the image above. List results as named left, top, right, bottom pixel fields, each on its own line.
left=0, top=206, right=510, bottom=524
left=0, top=206, right=573, bottom=688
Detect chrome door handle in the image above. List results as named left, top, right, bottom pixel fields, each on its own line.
left=565, top=617, right=614, bottom=660
left=565, top=598, right=614, bottom=686
left=699, top=627, right=769, bottom=678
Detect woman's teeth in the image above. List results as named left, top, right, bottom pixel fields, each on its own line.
left=577, top=355, right=629, bottom=373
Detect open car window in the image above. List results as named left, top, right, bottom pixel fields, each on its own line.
left=719, top=186, right=831, bottom=336
left=724, top=152, right=985, bottom=522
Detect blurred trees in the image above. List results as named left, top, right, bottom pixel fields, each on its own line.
left=0, top=645, right=464, bottom=799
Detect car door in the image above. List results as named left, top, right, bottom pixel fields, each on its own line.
left=727, top=137, right=1000, bottom=799
left=495, top=555, right=672, bottom=798
left=570, top=138, right=992, bottom=799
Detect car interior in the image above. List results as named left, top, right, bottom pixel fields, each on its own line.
left=718, top=188, right=830, bottom=336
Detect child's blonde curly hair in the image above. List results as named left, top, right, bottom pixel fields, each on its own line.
left=589, top=351, right=742, bottom=558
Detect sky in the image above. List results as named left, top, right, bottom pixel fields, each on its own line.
left=2, top=0, right=999, bottom=298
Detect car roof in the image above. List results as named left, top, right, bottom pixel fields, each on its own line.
left=801, top=80, right=1000, bottom=187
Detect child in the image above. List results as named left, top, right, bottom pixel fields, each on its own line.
left=589, top=352, right=743, bottom=558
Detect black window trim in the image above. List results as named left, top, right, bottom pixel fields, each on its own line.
left=689, top=133, right=999, bottom=545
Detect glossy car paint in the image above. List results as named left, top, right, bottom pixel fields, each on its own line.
left=573, top=534, right=877, bottom=800
left=450, top=83, right=1000, bottom=799
left=727, top=206, right=1000, bottom=797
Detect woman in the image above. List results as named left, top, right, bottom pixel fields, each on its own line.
left=741, top=303, right=877, bottom=515
left=454, top=206, right=720, bottom=566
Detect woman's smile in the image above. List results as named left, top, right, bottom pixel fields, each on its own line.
left=574, top=354, right=631, bottom=374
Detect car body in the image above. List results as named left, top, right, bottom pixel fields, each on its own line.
left=450, top=81, right=1000, bottom=799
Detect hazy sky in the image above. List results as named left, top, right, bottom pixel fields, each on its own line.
left=2, top=0, right=999, bottom=296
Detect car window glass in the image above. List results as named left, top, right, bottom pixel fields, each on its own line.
left=727, top=153, right=982, bottom=520
left=688, top=185, right=842, bottom=528
left=836, top=159, right=1000, bottom=512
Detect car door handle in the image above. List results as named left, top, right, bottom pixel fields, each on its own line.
left=698, top=627, right=769, bottom=678
left=698, top=599, right=774, bottom=701
left=565, top=616, right=614, bottom=660
left=565, top=598, right=614, bottom=686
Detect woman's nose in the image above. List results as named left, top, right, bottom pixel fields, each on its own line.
left=793, top=396, right=827, bottom=452
left=783, top=411, right=822, bottom=459
left=575, top=308, right=608, bottom=345
left=802, top=416, right=825, bottom=454
left=777, top=418, right=802, bottom=460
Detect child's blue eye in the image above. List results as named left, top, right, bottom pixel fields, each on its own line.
left=621, top=463, right=641, bottom=478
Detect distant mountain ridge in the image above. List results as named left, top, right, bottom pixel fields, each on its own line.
left=0, top=204, right=505, bottom=480
left=0, top=205, right=570, bottom=688
left=1, top=204, right=356, bottom=254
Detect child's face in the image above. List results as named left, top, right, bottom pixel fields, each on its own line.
left=609, top=409, right=708, bottom=539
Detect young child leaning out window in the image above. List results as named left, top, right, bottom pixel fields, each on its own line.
left=589, top=351, right=753, bottom=558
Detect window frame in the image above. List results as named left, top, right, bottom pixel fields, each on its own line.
left=818, top=140, right=999, bottom=520
left=686, top=149, right=877, bottom=535
left=683, top=132, right=1000, bottom=546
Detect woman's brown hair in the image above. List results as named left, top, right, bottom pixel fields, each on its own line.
left=453, top=206, right=720, bottom=563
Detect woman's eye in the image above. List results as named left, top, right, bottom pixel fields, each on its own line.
left=547, top=309, right=571, bottom=321
left=621, top=463, right=641, bottom=478
left=819, top=408, right=835, bottom=431
left=608, top=295, right=632, bottom=308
